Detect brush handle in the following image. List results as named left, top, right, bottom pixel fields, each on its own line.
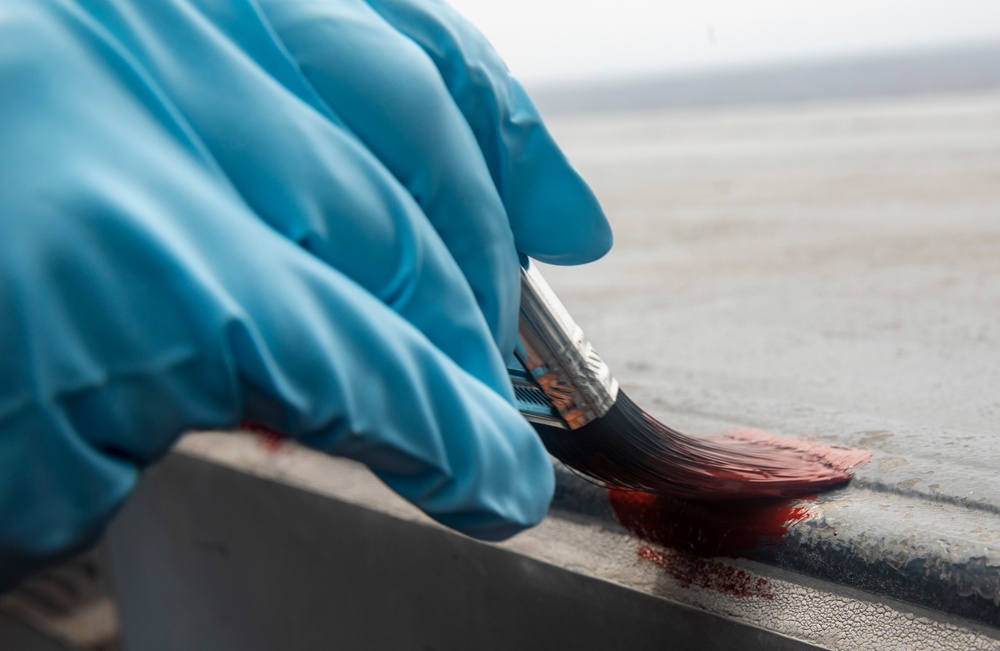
left=510, top=261, right=619, bottom=430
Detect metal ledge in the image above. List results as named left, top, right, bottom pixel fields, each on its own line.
left=106, top=444, right=818, bottom=651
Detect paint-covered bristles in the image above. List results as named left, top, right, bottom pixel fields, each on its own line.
left=536, top=391, right=871, bottom=500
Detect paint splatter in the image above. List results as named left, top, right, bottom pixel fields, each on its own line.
left=638, top=547, right=774, bottom=600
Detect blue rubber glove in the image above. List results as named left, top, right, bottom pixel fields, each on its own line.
left=0, top=0, right=611, bottom=587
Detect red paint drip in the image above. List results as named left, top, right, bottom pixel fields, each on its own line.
left=638, top=547, right=774, bottom=600
left=240, top=419, right=290, bottom=454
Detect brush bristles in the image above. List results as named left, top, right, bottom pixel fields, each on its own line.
left=535, top=391, right=871, bottom=500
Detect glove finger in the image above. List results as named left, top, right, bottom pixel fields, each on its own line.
left=88, top=167, right=553, bottom=537
left=257, top=0, right=519, bottom=354
left=361, top=0, right=613, bottom=264
left=74, top=0, right=518, bottom=385
left=201, top=101, right=519, bottom=397
left=3, top=123, right=553, bottom=546
left=0, top=5, right=550, bottom=575
left=4, top=189, right=554, bottom=548
left=224, top=227, right=555, bottom=540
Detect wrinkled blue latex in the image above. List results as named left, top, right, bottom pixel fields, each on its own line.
left=0, top=0, right=611, bottom=587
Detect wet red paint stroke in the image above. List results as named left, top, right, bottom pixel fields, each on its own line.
left=609, top=489, right=813, bottom=557
left=713, top=427, right=873, bottom=486
left=638, top=547, right=775, bottom=600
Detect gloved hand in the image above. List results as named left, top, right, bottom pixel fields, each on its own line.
left=0, top=0, right=611, bottom=587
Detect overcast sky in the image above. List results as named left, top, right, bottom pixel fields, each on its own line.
left=447, top=0, right=1000, bottom=83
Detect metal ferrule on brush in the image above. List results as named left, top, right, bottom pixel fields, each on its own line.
left=510, top=262, right=619, bottom=430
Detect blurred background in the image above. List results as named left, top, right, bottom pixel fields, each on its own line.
left=451, top=0, right=1000, bottom=84
left=440, top=0, right=1000, bottom=445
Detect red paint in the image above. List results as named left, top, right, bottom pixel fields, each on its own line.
left=672, top=426, right=873, bottom=500
left=610, top=488, right=812, bottom=599
left=638, top=547, right=774, bottom=600
left=240, top=419, right=289, bottom=454
left=609, top=488, right=812, bottom=557
left=720, top=427, right=872, bottom=479
left=603, top=426, right=870, bottom=598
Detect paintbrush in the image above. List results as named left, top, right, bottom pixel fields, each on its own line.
left=509, top=261, right=870, bottom=500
